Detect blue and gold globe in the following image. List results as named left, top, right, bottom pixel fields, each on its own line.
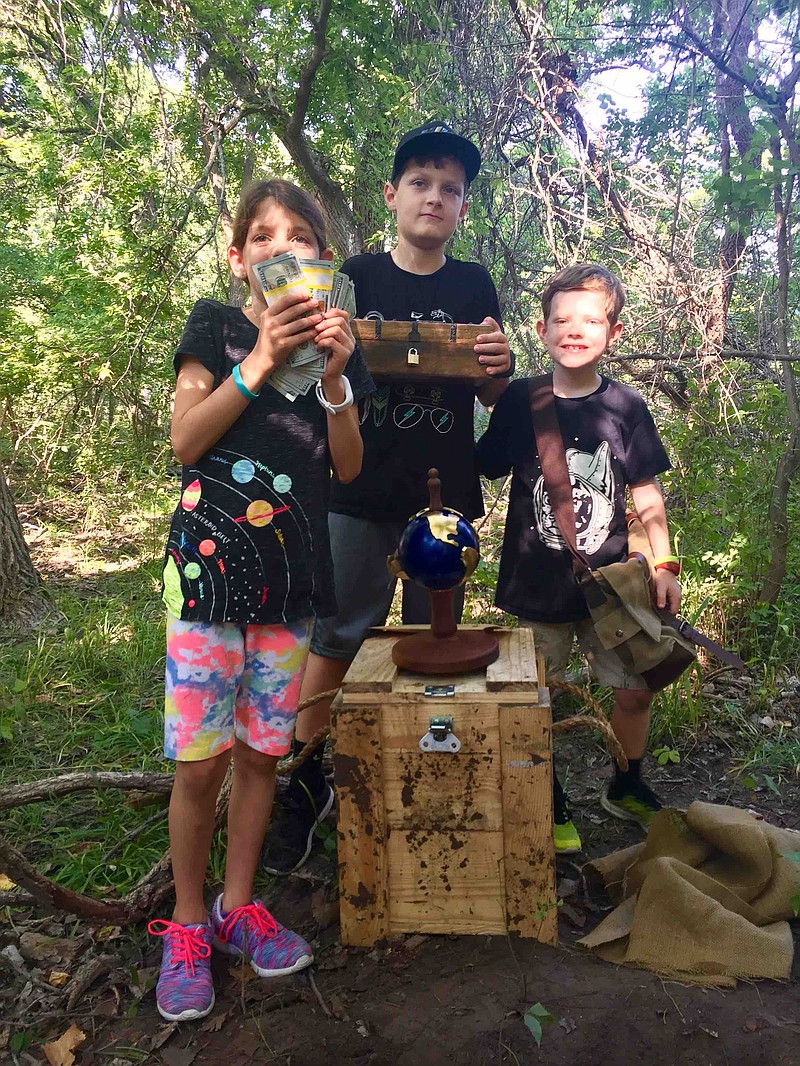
left=389, top=506, right=480, bottom=591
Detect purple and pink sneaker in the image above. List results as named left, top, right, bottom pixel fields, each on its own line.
left=211, top=896, right=313, bottom=977
left=148, top=919, right=214, bottom=1022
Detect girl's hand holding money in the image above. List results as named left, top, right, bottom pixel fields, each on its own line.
left=315, top=308, right=356, bottom=385
left=247, top=291, right=323, bottom=382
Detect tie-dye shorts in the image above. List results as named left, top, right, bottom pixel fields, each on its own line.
left=164, top=614, right=312, bottom=761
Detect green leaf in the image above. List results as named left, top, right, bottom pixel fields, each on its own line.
left=763, top=774, right=780, bottom=795
left=523, top=1003, right=555, bottom=1046
left=10, top=1032, right=35, bottom=1053
left=524, top=1013, right=543, bottom=1046
left=791, top=893, right=800, bottom=919
left=742, top=775, right=758, bottom=790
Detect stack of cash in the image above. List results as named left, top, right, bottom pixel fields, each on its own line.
left=253, top=252, right=357, bottom=401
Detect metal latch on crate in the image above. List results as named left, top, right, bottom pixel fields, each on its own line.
left=419, top=715, right=461, bottom=753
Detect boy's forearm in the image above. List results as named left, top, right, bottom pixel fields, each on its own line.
left=629, top=479, right=672, bottom=557
left=476, top=377, right=510, bottom=407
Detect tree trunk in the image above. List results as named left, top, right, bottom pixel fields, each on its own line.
left=0, top=464, right=51, bottom=632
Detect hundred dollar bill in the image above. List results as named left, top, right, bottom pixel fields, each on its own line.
left=252, top=251, right=308, bottom=306
left=269, top=363, right=318, bottom=401
left=299, top=258, right=335, bottom=309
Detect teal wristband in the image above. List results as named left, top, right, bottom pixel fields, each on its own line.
left=232, top=363, right=260, bottom=400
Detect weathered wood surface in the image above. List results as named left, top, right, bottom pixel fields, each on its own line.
left=332, top=700, right=389, bottom=947
left=499, top=704, right=557, bottom=943
left=352, top=320, right=486, bottom=381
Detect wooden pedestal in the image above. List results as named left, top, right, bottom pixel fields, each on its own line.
left=332, top=627, right=557, bottom=947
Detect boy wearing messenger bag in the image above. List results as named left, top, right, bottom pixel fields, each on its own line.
left=476, top=264, right=681, bottom=852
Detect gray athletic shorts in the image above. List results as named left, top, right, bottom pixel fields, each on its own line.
left=518, top=618, right=647, bottom=691
left=311, top=513, right=465, bottom=660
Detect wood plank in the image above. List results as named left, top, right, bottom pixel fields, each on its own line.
left=381, top=701, right=502, bottom=834
left=498, top=700, right=557, bottom=944
left=341, top=638, right=398, bottom=692
left=391, top=667, right=489, bottom=694
left=370, top=625, right=509, bottom=634
left=341, top=689, right=543, bottom=707
left=383, top=751, right=502, bottom=831
left=352, top=320, right=486, bottom=382
left=386, top=830, right=507, bottom=935
left=486, top=627, right=539, bottom=692
left=332, top=700, right=389, bottom=946
left=380, top=702, right=500, bottom=754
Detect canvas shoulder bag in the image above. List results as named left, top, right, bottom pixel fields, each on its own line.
left=527, top=375, right=743, bottom=691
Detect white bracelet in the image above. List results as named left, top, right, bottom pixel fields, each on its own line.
left=315, top=376, right=354, bottom=414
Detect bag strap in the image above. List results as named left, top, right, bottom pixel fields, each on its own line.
left=657, top=611, right=744, bottom=667
left=527, top=375, right=590, bottom=575
left=526, top=376, right=745, bottom=670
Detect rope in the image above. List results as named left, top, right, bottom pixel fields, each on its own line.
left=549, top=678, right=629, bottom=771
left=275, top=687, right=339, bottom=775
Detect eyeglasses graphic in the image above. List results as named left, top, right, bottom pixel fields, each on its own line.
left=393, top=404, right=454, bottom=433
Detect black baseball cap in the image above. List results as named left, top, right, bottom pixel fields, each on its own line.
left=391, top=121, right=481, bottom=185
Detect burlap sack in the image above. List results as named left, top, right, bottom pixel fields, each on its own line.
left=579, top=802, right=800, bottom=986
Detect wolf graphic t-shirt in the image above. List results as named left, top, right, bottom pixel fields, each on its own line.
left=475, top=376, right=671, bottom=622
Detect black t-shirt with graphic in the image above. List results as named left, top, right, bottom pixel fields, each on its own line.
left=476, top=377, right=671, bottom=622
left=162, top=299, right=375, bottom=626
left=328, top=253, right=502, bottom=522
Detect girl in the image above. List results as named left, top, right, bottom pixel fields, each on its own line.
left=148, top=179, right=374, bottom=1022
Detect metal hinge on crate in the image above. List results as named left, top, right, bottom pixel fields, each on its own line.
left=419, top=715, right=461, bottom=753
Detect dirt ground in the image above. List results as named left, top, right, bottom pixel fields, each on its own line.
left=5, top=721, right=799, bottom=1066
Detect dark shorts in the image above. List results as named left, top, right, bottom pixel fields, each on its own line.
left=311, top=513, right=465, bottom=660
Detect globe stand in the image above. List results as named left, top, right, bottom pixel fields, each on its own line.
left=390, top=470, right=500, bottom=675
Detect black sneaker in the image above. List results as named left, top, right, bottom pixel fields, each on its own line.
left=261, top=783, right=335, bottom=875
left=600, top=778, right=662, bottom=830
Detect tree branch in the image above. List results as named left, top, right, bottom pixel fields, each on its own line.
left=0, top=771, right=173, bottom=811
left=289, top=0, right=334, bottom=138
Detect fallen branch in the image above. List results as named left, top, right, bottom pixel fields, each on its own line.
left=0, top=692, right=339, bottom=924
left=0, top=771, right=174, bottom=811
left=0, top=834, right=132, bottom=922
left=0, top=889, right=35, bottom=907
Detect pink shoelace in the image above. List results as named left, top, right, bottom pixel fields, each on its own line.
left=216, top=900, right=278, bottom=944
left=148, top=919, right=211, bottom=976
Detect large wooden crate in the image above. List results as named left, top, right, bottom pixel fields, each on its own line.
left=332, top=626, right=556, bottom=947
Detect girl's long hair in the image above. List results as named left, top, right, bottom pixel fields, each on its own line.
left=231, top=179, right=329, bottom=255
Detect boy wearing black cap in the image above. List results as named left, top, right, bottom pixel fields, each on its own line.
left=262, top=121, right=513, bottom=874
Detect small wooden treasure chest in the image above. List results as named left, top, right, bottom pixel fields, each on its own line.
left=352, top=319, right=486, bottom=381
left=332, top=627, right=557, bottom=946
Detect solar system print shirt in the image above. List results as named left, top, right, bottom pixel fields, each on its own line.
left=328, top=253, right=503, bottom=522
left=475, top=377, right=671, bottom=623
left=162, top=299, right=375, bottom=626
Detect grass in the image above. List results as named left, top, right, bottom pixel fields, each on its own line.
left=0, top=487, right=179, bottom=895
